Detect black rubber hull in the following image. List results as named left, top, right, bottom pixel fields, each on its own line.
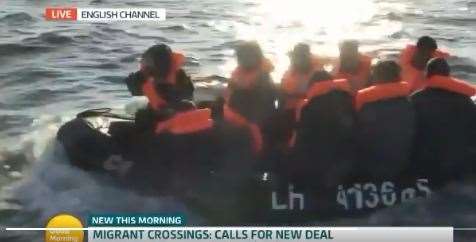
left=57, top=116, right=443, bottom=224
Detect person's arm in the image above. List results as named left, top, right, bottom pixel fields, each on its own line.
left=124, top=71, right=147, bottom=96
left=175, top=69, right=195, bottom=100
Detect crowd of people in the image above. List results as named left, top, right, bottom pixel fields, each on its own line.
left=118, top=36, right=476, bottom=188
left=60, top=36, right=476, bottom=192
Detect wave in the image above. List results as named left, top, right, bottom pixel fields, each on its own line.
left=89, top=0, right=105, bottom=4
left=120, top=53, right=141, bottom=63
left=448, top=56, right=476, bottom=80
left=0, top=12, right=35, bottom=25
left=23, top=32, right=75, bottom=46
left=0, top=115, right=34, bottom=134
left=0, top=68, right=63, bottom=89
left=124, top=32, right=172, bottom=42
left=435, top=17, right=476, bottom=27
left=98, top=26, right=172, bottom=42
left=386, top=12, right=403, bottom=21
left=97, top=75, right=124, bottom=84
left=389, top=30, right=410, bottom=39
left=0, top=115, right=198, bottom=230
left=160, top=24, right=197, bottom=33
left=95, top=62, right=122, bottom=69
left=73, top=61, right=121, bottom=70
left=0, top=44, right=52, bottom=57
left=214, top=40, right=243, bottom=49
left=9, top=89, right=82, bottom=109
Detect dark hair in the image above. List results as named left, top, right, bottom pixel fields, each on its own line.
left=235, top=41, right=264, bottom=70
left=339, top=40, right=360, bottom=74
left=291, top=43, right=310, bottom=57
left=373, top=60, right=401, bottom=83
left=309, top=70, right=333, bottom=86
left=426, top=58, right=450, bottom=78
left=416, top=36, right=437, bottom=51
left=290, top=43, right=312, bottom=72
left=340, top=40, right=359, bottom=52
left=141, top=44, right=173, bottom=82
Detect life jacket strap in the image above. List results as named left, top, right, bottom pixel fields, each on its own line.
left=142, top=80, right=167, bottom=111
left=427, top=75, right=476, bottom=97
left=355, top=82, right=410, bottom=111
left=223, top=105, right=263, bottom=153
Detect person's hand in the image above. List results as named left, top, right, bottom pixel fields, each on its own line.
left=125, top=71, right=146, bottom=96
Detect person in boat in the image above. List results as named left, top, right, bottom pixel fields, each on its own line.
left=410, top=58, right=476, bottom=185
left=61, top=43, right=192, bottom=173
left=281, top=43, right=324, bottom=110
left=59, top=43, right=258, bottom=188
left=399, top=36, right=449, bottom=92
left=223, top=41, right=278, bottom=155
left=267, top=43, right=325, bottom=160
left=123, top=44, right=195, bottom=131
left=354, top=60, right=415, bottom=181
left=76, top=44, right=194, bottom=179
left=287, top=71, right=356, bottom=188
left=120, top=44, right=257, bottom=191
left=59, top=45, right=199, bottom=174
left=333, top=40, right=372, bottom=92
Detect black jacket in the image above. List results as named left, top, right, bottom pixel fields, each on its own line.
left=355, top=97, right=416, bottom=181
left=410, top=88, right=476, bottom=183
left=227, top=73, right=278, bottom=125
left=290, top=90, right=356, bottom=187
left=124, top=69, right=194, bottom=102
left=124, top=69, right=195, bottom=131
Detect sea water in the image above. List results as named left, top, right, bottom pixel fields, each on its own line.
left=0, top=0, right=476, bottom=241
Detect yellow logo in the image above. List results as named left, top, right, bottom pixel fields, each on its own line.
left=45, top=213, right=84, bottom=242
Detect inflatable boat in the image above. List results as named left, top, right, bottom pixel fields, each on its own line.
left=57, top=107, right=443, bottom=225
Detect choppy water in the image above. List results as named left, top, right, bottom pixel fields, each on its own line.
left=1, top=0, right=476, bottom=241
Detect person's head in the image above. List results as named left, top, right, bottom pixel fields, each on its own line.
left=289, top=43, right=312, bottom=72
left=412, top=36, right=438, bottom=70
left=141, top=44, right=173, bottom=82
left=339, top=40, right=359, bottom=59
left=308, top=70, right=334, bottom=86
left=235, top=41, right=264, bottom=70
left=426, top=57, right=450, bottom=78
left=373, top=60, right=401, bottom=84
left=416, top=36, right=438, bottom=53
left=339, top=40, right=360, bottom=74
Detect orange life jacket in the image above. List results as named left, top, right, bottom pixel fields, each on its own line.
left=289, top=79, right=352, bottom=148
left=426, top=75, right=476, bottom=96
left=223, top=104, right=263, bottom=154
left=355, top=82, right=411, bottom=111
left=281, top=56, right=323, bottom=109
left=155, top=108, right=213, bottom=135
left=334, top=54, right=372, bottom=91
left=141, top=52, right=186, bottom=111
left=142, top=80, right=168, bottom=111
left=399, top=45, right=449, bottom=92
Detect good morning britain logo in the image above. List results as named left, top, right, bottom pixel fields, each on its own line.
left=44, top=7, right=166, bottom=22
